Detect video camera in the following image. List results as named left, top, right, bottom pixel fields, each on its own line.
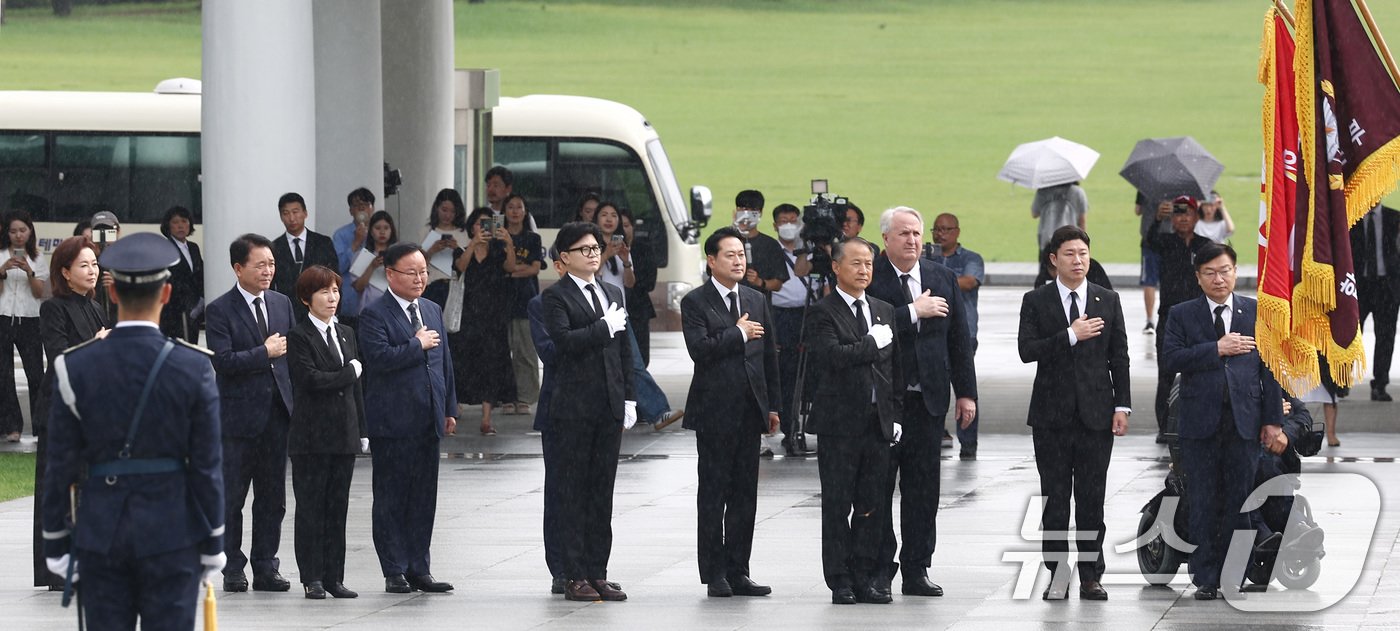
left=799, top=179, right=847, bottom=278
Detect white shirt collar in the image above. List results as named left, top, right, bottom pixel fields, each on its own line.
left=113, top=321, right=159, bottom=330
left=891, top=258, right=921, bottom=281
left=566, top=272, right=598, bottom=294
left=1055, top=277, right=1087, bottom=306
left=308, top=313, right=336, bottom=336
left=710, top=275, right=740, bottom=298
left=286, top=229, right=308, bottom=243
left=236, top=284, right=265, bottom=306
left=835, top=285, right=866, bottom=308
left=1208, top=293, right=1234, bottom=313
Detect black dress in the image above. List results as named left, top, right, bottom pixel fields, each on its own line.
left=451, top=244, right=517, bottom=405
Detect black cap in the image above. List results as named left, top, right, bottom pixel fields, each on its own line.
left=91, top=211, right=120, bottom=229
left=98, top=233, right=180, bottom=286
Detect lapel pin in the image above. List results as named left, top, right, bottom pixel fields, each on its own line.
left=1094, top=296, right=1101, bottom=302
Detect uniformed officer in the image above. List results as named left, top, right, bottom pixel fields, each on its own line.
left=43, top=232, right=226, bottom=631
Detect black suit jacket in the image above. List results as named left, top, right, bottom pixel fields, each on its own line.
left=161, top=237, right=203, bottom=338
left=679, top=282, right=780, bottom=434
left=273, top=231, right=339, bottom=316
left=287, top=320, right=367, bottom=455
left=35, top=293, right=108, bottom=433
left=867, top=257, right=977, bottom=417
left=1350, top=205, right=1400, bottom=288
left=803, top=291, right=902, bottom=440
left=540, top=276, right=635, bottom=423
left=205, top=286, right=295, bottom=437
left=1017, top=281, right=1131, bottom=430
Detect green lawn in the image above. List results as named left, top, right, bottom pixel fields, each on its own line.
left=6, top=0, right=1400, bottom=262
left=0, top=452, right=36, bottom=503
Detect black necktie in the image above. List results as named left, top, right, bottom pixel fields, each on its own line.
left=1214, top=304, right=1227, bottom=338
left=325, top=325, right=342, bottom=364
left=1068, top=292, right=1080, bottom=323
left=293, top=237, right=304, bottom=265
left=899, top=273, right=915, bottom=306
left=408, top=302, right=422, bottom=331
left=728, top=290, right=740, bottom=323
left=585, top=283, right=605, bottom=317
left=252, top=296, right=268, bottom=338
left=853, top=299, right=869, bottom=335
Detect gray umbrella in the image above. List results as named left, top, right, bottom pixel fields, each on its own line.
left=1118, top=136, right=1224, bottom=203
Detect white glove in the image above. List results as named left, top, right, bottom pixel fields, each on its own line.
left=46, top=555, right=77, bottom=583
left=349, top=359, right=363, bottom=378
left=624, top=400, right=638, bottom=429
left=868, top=323, right=893, bottom=349
left=200, top=552, right=226, bottom=585
left=601, top=302, right=628, bottom=337
left=360, top=437, right=370, bottom=453
left=891, top=422, right=904, bottom=445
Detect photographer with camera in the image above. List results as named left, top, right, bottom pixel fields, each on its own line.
left=732, top=190, right=789, bottom=295
left=333, top=187, right=377, bottom=328
left=771, top=203, right=816, bottom=457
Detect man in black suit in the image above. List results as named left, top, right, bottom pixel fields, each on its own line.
left=359, top=243, right=457, bottom=595
left=805, top=237, right=902, bottom=605
left=204, top=233, right=295, bottom=593
left=1017, top=225, right=1130, bottom=601
left=680, top=227, right=780, bottom=598
left=272, top=192, right=339, bottom=320
left=540, top=222, right=636, bottom=602
left=1146, top=196, right=1210, bottom=436
left=868, top=207, right=977, bottom=597
left=1351, top=204, right=1400, bottom=401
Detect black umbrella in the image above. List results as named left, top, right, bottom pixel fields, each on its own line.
left=1118, top=136, right=1224, bottom=203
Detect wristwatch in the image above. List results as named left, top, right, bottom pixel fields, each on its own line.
left=27, top=270, right=35, bottom=278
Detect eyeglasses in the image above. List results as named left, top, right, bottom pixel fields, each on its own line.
left=1199, top=266, right=1235, bottom=280
left=387, top=267, right=429, bottom=279
left=932, top=226, right=959, bottom=233
left=566, top=245, right=603, bottom=257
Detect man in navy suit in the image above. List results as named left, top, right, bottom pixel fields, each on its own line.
left=359, top=242, right=458, bottom=594
left=680, top=227, right=780, bottom=598
left=868, top=207, right=977, bottom=598
left=205, top=233, right=295, bottom=593
left=43, top=232, right=225, bottom=630
left=540, top=222, right=636, bottom=602
left=1017, top=226, right=1130, bottom=601
left=1162, top=241, right=1284, bottom=600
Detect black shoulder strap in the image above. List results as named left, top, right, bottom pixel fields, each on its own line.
left=118, top=340, right=176, bottom=459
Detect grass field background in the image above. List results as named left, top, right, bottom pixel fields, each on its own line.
left=5, top=0, right=1400, bottom=262
left=0, top=453, right=36, bottom=503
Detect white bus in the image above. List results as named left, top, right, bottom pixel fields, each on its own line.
left=0, top=84, right=710, bottom=326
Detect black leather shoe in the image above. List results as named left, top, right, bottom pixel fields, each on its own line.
left=252, top=571, right=291, bottom=592
left=223, top=571, right=249, bottom=593
left=551, top=576, right=566, bottom=595
left=564, top=580, right=599, bottom=601
left=901, top=574, right=944, bottom=597
left=1042, top=585, right=1068, bottom=600
left=408, top=574, right=454, bottom=592
left=1079, top=580, right=1108, bottom=600
left=324, top=583, right=358, bottom=598
left=304, top=581, right=326, bottom=600
left=385, top=574, right=412, bottom=594
left=707, top=577, right=733, bottom=597
left=959, top=445, right=977, bottom=460
left=854, top=583, right=893, bottom=604
left=831, top=586, right=856, bottom=604
left=1373, top=386, right=1393, bottom=402
left=1194, top=586, right=1219, bottom=601
left=729, top=574, right=772, bottom=596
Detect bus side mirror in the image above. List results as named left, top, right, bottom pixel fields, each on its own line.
left=690, top=185, right=712, bottom=228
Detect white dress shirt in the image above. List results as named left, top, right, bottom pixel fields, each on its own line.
left=710, top=275, right=749, bottom=342
left=1208, top=294, right=1235, bottom=335
left=1055, top=278, right=1088, bottom=346
left=835, top=286, right=876, bottom=403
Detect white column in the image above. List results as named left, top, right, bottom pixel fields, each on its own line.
left=380, top=0, right=454, bottom=236
left=313, top=0, right=384, bottom=233
left=202, top=0, right=317, bottom=292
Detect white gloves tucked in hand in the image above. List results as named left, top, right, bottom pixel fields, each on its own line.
left=623, top=400, right=638, bottom=429
left=46, top=555, right=76, bottom=583
left=891, top=422, right=903, bottom=445
left=868, top=323, right=893, bottom=349
left=200, top=552, right=226, bottom=585
left=349, top=359, right=362, bottom=377
left=360, top=437, right=370, bottom=453
left=601, top=303, right=628, bottom=337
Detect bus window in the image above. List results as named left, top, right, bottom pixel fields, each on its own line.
left=51, top=133, right=201, bottom=225
left=493, top=138, right=549, bottom=221
left=554, top=139, right=667, bottom=266
left=0, top=133, right=49, bottom=219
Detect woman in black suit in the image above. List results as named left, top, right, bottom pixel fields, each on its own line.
left=33, top=237, right=108, bottom=589
left=159, top=206, right=204, bottom=343
left=287, top=265, right=366, bottom=600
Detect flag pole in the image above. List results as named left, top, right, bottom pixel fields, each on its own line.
left=1357, top=0, right=1400, bottom=87
left=1272, top=0, right=1295, bottom=30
